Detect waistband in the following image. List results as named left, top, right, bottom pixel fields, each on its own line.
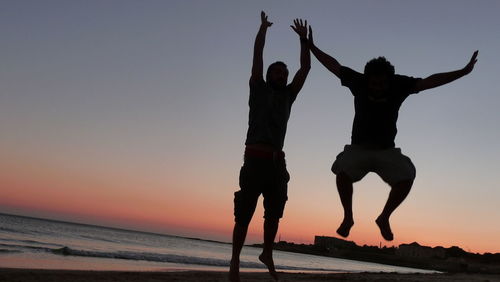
left=244, top=147, right=285, bottom=160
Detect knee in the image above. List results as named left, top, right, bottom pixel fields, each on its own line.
left=234, top=190, right=258, bottom=226
left=336, top=172, right=353, bottom=187
left=263, top=198, right=286, bottom=223
left=235, top=208, right=253, bottom=226
left=392, top=179, right=413, bottom=192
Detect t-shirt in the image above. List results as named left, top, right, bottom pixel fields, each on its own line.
left=340, top=66, right=422, bottom=148
left=245, top=79, right=298, bottom=150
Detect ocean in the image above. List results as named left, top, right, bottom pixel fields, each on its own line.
left=0, top=213, right=436, bottom=273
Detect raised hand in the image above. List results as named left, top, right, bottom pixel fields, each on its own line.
left=463, top=50, right=479, bottom=75
left=260, top=11, right=272, bottom=28
left=290, top=18, right=307, bottom=39
left=251, top=11, right=272, bottom=82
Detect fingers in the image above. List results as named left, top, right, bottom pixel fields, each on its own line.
left=294, top=19, right=301, bottom=28
left=292, top=18, right=307, bottom=28
left=471, top=50, right=479, bottom=63
left=290, top=18, right=308, bottom=38
left=260, top=11, right=272, bottom=27
left=463, top=50, right=479, bottom=74
left=261, top=11, right=269, bottom=21
left=467, top=50, right=478, bottom=70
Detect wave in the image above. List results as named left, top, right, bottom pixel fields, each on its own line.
left=0, top=241, right=340, bottom=271
left=0, top=249, right=22, bottom=254
left=0, top=243, right=55, bottom=253
left=0, top=238, right=65, bottom=248
left=0, top=226, right=60, bottom=238
left=51, top=246, right=262, bottom=268
left=50, top=246, right=338, bottom=271
left=78, top=234, right=121, bottom=244
left=0, top=226, right=34, bottom=235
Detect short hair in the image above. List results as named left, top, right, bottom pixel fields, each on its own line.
left=266, top=61, right=288, bottom=81
left=364, top=57, right=395, bottom=77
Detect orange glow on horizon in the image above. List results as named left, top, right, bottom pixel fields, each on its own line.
left=1, top=197, right=498, bottom=255
left=1, top=157, right=498, bottom=255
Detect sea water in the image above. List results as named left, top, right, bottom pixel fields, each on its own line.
left=0, top=213, right=436, bottom=273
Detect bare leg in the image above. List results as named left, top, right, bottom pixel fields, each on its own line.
left=229, top=222, right=248, bottom=282
left=336, top=172, right=354, bottom=237
left=376, top=180, right=413, bottom=241
left=259, top=218, right=279, bottom=281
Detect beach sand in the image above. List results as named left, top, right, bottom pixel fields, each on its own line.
left=0, top=269, right=499, bottom=282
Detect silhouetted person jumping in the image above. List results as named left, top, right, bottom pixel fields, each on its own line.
left=229, top=12, right=310, bottom=282
left=308, top=25, right=478, bottom=241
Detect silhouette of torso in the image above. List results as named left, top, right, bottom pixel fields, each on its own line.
left=245, top=79, right=298, bottom=150
left=339, top=66, right=422, bottom=148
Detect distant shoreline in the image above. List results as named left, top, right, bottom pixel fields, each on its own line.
left=251, top=240, right=500, bottom=274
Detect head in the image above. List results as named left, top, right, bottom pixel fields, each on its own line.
left=266, top=61, right=288, bottom=90
left=364, top=57, right=395, bottom=97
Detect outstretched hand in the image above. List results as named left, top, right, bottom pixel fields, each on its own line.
left=463, top=50, right=479, bottom=75
left=290, top=19, right=307, bottom=39
left=260, top=11, right=272, bottom=28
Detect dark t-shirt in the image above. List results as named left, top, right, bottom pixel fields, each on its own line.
left=245, top=79, right=298, bottom=150
left=339, top=66, right=421, bottom=148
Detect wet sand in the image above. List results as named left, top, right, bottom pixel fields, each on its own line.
left=1, top=268, right=499, bottom=282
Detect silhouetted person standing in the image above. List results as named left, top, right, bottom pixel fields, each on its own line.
left=308, top=25, right=478, bottom=241
left=229, top=12, right=310, bottom=282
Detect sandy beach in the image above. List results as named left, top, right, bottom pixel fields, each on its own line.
left=1, top=269, right=499, bottom=282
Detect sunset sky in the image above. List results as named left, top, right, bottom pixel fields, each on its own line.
left=1, top=0, right=499, bottom=254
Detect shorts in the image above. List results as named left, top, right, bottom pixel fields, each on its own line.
left=331, top=144, right=416, bottom=185
left=234, top=156, right=289, bottom=225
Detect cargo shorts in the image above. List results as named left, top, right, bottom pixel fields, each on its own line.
left=331, top=144, right=416, bottom=185
left=234, top=156, right=289, bottom=225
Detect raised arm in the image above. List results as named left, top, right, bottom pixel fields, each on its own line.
left=308, top=26, right=342, bottom=78
left=289, top=19, right=311, bottom=94
left=250, top=11, right=273, bottom=83
left=415, top=51, right=478, bottom=92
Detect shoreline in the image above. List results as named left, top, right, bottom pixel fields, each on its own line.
left=1, top=268, right=499, bottom=282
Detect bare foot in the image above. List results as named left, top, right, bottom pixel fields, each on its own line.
left=376, top=216, right=393, bottom=241
left=336, top=218, right=354, bottom=238
left=229, top=259, right=240, bottom=282
left=259, top=253, right=279, bottom=281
